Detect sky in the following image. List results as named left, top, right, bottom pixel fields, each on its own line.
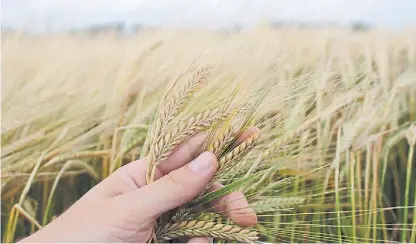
left=2, top=0, right=416, bottom=32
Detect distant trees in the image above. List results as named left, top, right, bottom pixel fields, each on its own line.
left=86, top=22, right=125, bottom=34
left=351, top=21, right=371, bottom=32
left=66, top=19, right=372, bottom=35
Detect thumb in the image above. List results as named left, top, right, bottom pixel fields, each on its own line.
left=115, top=152, right=217, bottom=219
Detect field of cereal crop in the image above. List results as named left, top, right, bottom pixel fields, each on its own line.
left=2, top=27, right=416, bottom=242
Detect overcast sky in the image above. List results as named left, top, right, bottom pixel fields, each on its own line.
left=2, top=0, right=416, bottom=32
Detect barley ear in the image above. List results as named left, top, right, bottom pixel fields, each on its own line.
left=216, top=133, right=261, bottom=179
left=208, top=126, right=236, bottom=157
left=157, top=220, right=259, bottom=243
left=146, top=68, right=210, bottom=183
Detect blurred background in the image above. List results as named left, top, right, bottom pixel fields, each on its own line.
left=2, top=1, right=416, bottom=243
left=2, top=0, right=416, bottom=33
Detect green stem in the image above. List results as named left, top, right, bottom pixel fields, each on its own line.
left=43, top=161, right=73, bottom=225
left=349, top=151, right=357, bottom=243
left=335, top=128, right=342, bottom=243
left=410, top=185, right=416, bottom=243
left=5, top=153, right=45, bottom=242
left=402, top=145, right=414, bottom=242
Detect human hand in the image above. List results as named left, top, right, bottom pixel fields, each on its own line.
left=20, top=134, right=257, bottom=243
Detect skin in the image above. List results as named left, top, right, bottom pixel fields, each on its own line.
left=20, top=134, right=257, bottom=243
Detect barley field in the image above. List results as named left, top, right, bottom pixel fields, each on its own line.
left=2, top=26, right=416, bottom=242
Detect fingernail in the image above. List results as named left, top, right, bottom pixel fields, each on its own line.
left=189, top=152, right=214, bottom=173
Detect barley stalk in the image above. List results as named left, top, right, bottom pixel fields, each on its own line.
left=157, top=220, right=259, bottom=243
left=121, top=133, right=147, bottom=155
left=43, top=150, right=109, bottom=168
left=111, top=133, right=147, bottom=171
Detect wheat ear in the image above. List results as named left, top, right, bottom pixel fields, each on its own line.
left=157, top=220, right=259, bottom=243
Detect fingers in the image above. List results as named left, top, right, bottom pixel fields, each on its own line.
left=118, top=133, right=207, bottom=186
left=188, top=237, right=213, bottom=243
left=85, top=134, right=207, bottom=199
left=114, top=152, right=218, bottom=220
left=157, top=133, right=207, bottom=174
left=234, top=127, right=260, bottom=146
left=207, top=183, right=257, bottom=227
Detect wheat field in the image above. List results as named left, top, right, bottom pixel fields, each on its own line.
left=2, top=26, right=416, bottom=242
